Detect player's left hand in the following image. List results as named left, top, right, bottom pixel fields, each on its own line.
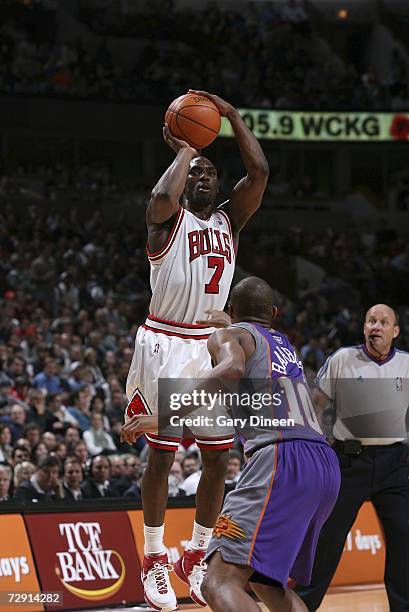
left=121, top=414, right=159, bottom=444
left=196, top=309, right=231, bottom=328
left=188, top=89, right=235, bottom=118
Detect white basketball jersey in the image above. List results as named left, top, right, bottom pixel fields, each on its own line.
left=317, top=345, right=409, bottom=444
left=147, top=206, right=235, bottom=324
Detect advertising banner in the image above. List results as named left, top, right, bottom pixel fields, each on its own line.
left=220, top=109, right=409, bottom=142
left=0, top=514, right=43, bottom=612
left=332, top=502, right=385, bottom=585
left=25, top=512, right=143, bottom=610
left=128, top=507, right=195, bottom=600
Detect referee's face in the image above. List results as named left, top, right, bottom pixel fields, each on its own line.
left=364, top=304, right=399, bottom=356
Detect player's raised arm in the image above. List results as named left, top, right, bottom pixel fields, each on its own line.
left=189, top=89, right=269, bottom=233
left=146, top=124, right=199, bottom=225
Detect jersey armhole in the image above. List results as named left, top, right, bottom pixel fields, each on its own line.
left=146, top=206, right=185, bottom=264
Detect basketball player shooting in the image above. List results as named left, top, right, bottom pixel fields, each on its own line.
left=124, top=90, right=269, bottom=611
left=123, top=277, right=341, bottom=612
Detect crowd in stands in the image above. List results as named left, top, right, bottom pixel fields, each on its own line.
left=0, top=189, right=408, bottom=504
left=0, top=0, right=407, bottom=109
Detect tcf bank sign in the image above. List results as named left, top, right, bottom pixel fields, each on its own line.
left=25, top=512, right=143, bottom=610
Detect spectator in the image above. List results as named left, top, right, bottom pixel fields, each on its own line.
left=82, top=412, right=117, bottom=456
left=13, top=461, right=36, bottom=489
left=14, top=455, right=62, bottom=503
left=54, top=442, right=67, bottom=463
left=168, top=460, right=183, bottom=497
left=47, top=393, right=79, bottom=430
left=31, top=442, right=49, bottom=465
left=10, top=445, right=31, bottom=467
left=112, top=454, right=142, bottom=498
left=42, top=431, right=57, bottom=450
left=67, top=362, right=87, bottom=392
left=225, top=450, right=242, bottom=486
left=64, top=426, right=81, bottom=451
left=83, top=347, right=105, bottom=388
left=62, top=457, right=84, bottom=501
left=0, top=424, right=13, bottom=463
left=74, top=440, right=89, bottom=468
left=7, top=404, right=27, bottom=442
left=27, top=390, right=55, bottom=431
left=0, top=465, right=13, bottom=502
left=23, top=423, right=41, bottom=448
left=33, top=357, right=63, bottom=394
left=180, top=455, right=202, bottom=496
left=181, top=454, right=200, bottom=480
left=81, top=455, right=112, bottom=499
left=90, top=395, right=110, bottom=430
left=67, top=389, right=91, bottom=431
left=109, top=454, right=125, bottom=482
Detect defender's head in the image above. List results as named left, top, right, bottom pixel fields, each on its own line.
left=184, top=157, right=218, bottom=210
left=229, top=276, right=279, bottom=325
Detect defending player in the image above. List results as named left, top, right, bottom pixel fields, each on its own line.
left=201, top=278, right=341, bottom=611
left=123, top=277, right=341, bottom=611
left=125, top=91, right=268, bottom=610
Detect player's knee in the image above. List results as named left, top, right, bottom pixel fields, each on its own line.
left=146, top=447, right=174, bottom=476
left=201, top=449, right=229, bottom=475
left=201, top=567, right=221, bottom=603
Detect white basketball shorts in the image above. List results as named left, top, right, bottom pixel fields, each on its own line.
left=125, top=315, right=235, bottom=452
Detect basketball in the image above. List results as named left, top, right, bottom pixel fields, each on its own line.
left=165, top=93, right=221, bottom=149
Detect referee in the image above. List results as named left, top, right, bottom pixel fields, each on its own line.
left=296, top=304, right=409, bottom=611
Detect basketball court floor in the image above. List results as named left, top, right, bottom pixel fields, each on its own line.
left=89, top=584, right=388, bottom=612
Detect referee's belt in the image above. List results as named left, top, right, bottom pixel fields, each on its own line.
left=333, top=439, right=405, bottom=455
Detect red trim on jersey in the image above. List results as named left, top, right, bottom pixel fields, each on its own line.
left=147, top=206, right=185, bottom=261
left=217, top=209, right=233, bottom=241
left=142, top=324, right=211, bottom=340
left=147, top=315, right=211, bottom=330
left=217, top=208, right=238, bottom=257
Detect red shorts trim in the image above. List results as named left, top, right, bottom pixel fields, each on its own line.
left=142, top=315, right=213, bottom=339
left=142, top=324, right=211, bottom=340
left=144, top=434, right=235, bottom=452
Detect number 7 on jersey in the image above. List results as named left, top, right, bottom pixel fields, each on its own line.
left=205, top=256, right=225, bottom=294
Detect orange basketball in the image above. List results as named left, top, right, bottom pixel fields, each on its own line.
left=164, top=93, right=221, bottom=149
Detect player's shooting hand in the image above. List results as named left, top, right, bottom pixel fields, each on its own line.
left=188, top=89, right=235, bottom=118
left=196, top=309, right=231, bottom=328
left=163, top=123, right=200, bottom=156
left=121, top=414, right=159, bottom=445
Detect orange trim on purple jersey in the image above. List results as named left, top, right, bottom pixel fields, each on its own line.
left=248, top=443, right=279, bottom=564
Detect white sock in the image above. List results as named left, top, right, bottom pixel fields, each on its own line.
left=144, top=524, right=166, bottom=556
left=187, top=521, right=213, bottom=551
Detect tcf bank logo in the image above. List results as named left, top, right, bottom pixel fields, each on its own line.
left=55, top=522, right=125, bottom=601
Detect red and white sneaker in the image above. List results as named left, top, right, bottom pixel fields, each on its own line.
left=174, top=549, right=207, bottom=607
left=141, top=553, right=178, bottom=611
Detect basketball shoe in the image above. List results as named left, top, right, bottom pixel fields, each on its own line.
left=174, top=549, right=207, bottom=607
left=141, top=553, right=178, bottom=611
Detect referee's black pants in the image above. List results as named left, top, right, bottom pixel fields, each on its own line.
left=296, top=442, right=409, bottom=611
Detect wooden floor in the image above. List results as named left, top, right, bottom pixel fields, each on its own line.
left=91, top=585, right=389, bottom=611
left=178, top=586, right=389, bottom=611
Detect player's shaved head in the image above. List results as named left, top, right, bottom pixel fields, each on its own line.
left=230, top=276, right=277, bottom=322
left=190, top=156, right=215, bottom=169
